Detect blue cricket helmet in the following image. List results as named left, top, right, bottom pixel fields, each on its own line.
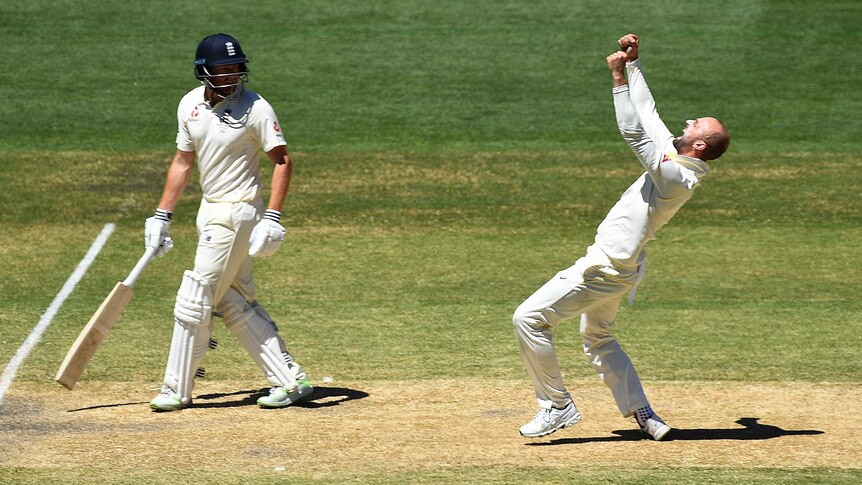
left=194, top=33, right=249, bottom=92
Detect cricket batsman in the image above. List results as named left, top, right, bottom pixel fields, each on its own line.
left=145, top=33, right=313, bottom=411
left=513, top=34, right=730, bottom=440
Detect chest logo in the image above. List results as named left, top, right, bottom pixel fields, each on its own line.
left=191, top=106, right=199, bottom=118
left=273, top=121, right=281, bottom=133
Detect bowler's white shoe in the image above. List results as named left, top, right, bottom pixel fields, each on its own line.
left=150, top=386, right=186, bottom=412
left=636, top=406, right=671, bottom=441
left=257, top=379, right=314, bottom=408
left=640, top=415, right=671, bottom=440
left=519, top=401, right=581, bottom=438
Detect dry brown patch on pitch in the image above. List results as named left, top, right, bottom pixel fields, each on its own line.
left=0, top=380, right=859, bottom=476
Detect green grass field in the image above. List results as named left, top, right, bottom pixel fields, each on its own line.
left=1, top=1, right=861, bottom=483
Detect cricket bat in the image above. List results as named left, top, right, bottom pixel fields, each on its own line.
left=55, top=247, right=156, bottom=390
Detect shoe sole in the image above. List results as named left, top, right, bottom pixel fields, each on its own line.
left=640, top=421, right=672, bottom=441
left=648, top=424, right=671, bottom=441
left=519, top=411, right=582, bottom=438
left=150, top=403, right=184, bottom=412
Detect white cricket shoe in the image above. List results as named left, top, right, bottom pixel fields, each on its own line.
left=519, top=401, right=581, bottom=438
left=150, top=386, right=186, bottom=412
left=635, top=406, right=671, bottom=441
left=257, top=379, right=314, bottom=408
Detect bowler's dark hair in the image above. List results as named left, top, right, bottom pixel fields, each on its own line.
left=702, top=123, right=730, bottom=161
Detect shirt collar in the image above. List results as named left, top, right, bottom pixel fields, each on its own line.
left=669, top=153, right=710, bottom=176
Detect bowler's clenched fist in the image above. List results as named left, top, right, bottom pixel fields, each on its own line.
left=618, top=33, right=639, bottom=62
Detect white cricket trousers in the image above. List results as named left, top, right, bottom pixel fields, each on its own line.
left=512, top=245, right=650, bottom=417
left=194, top=198, right=264, bottom=305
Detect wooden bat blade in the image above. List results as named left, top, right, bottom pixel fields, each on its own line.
left=55, top=282, right=134, bottom=390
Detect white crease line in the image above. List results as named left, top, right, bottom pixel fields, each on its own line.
left=0, top=223, right=116, bottom=406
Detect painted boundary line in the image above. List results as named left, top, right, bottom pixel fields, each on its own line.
left=0, top=223, right=116, bottom=406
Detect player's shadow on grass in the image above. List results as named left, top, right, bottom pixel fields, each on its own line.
left=193, top=385, right=369, bottom=409
left=526, top=418, right=823, bottom=445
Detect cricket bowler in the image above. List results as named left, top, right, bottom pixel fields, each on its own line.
left=145, top=33, right=313, bottom=411
left=513, top=33, right=730, bottom=440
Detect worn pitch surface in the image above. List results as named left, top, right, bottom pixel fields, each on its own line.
left=1, top=379, right=858, bottom=476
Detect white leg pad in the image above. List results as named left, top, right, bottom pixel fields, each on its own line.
left=219, top=288, right=305, bottom=388
left=162, top=270, right=213, bottom=404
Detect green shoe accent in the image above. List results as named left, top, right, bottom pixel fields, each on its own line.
left=257, top=382, right=314, bottom=408
left=150, top=386, right=185, bottom=412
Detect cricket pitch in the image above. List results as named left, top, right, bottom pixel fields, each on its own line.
left=1, top=379, right=860, bottom=480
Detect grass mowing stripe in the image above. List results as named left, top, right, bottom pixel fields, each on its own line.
left=2, top=1, right=860, bottom=153
left=0, top=223, right=115, bottom=405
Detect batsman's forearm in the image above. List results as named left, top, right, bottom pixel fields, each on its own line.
left=266, top=150, right=292, bottom=212
left=158, top=151, right=195, bottom=211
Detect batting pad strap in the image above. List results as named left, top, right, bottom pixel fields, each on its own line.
left=174, top=271, right=213, bottom=326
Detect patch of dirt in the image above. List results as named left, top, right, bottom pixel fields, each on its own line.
left=0, top=379, right=859, bottom=475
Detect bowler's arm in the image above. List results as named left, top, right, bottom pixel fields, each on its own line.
left=625, top=59, right=675, bottom=155
left=607, top=51, right=662, bottom=172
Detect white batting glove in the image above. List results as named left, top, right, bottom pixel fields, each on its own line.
left=249, top=209, right=285, bottom=257
left=144, top=208, right=174, bottom=257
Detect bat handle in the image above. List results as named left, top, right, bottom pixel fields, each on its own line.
left=123, top=247, right=157, bottom=287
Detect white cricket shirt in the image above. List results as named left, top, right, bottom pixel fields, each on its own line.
left=594, top=59, right=710, bottom=270
left=176, top=85, right=286, bottom=203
